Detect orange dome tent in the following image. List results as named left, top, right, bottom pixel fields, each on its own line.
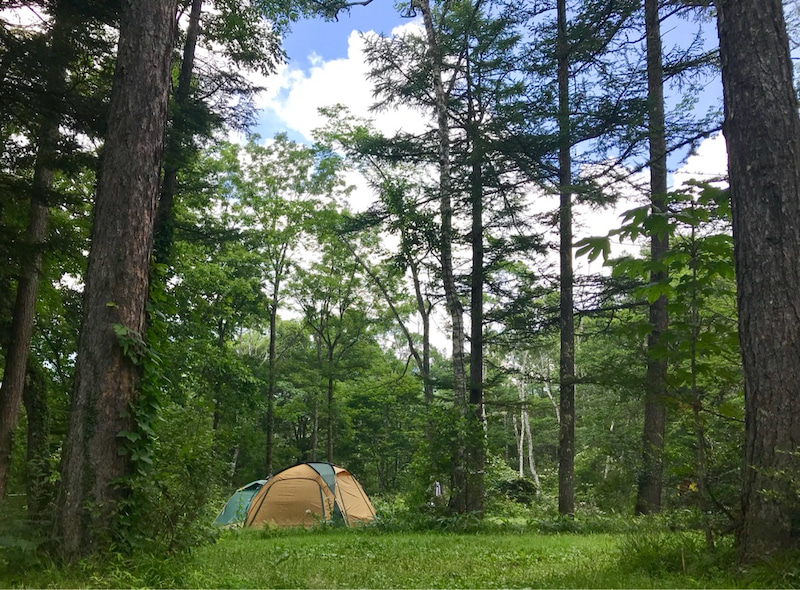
left=245, top=462, right=376, bottom=528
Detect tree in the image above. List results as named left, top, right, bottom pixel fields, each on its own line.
left=52, top=0, right=176, bottom=559
left=663, top=184, right=739, bottom=545
left=451, top=0, right=534, bottom=516
left=314, top=107, right=443, bottom=480
left=153, top=0, right=204, bottom=265
left=635, top=0, right=670, bottom=516
left=556, top=0, right=575, bottom=517
left=365, top=0, right=542, bottom=514
left=295, top=220, right=376, bottom=463
left=231, top=136, right=340, bottom=475
left=716, top=0, right=800, bottom=560
left=161, top=141, right=270, bottom=479
left=153, top=0, right=283, bottom=265
left=0, top=3, right=73, bottom=506
left=412, top=0, right=471, bottom=513
left=0, top=0, right=114, bottom=510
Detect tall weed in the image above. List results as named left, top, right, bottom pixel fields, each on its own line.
left=616, top=520, right=732, bottom=579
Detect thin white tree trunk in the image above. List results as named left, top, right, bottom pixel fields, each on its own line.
left=544, top=382, right=561, bottom=425
left=523, top=406, right=541, bottom=492
left=513, top=413, right=524, bottom=477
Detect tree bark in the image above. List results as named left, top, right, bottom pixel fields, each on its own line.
left=23, top=363, right=52, bottom=523
left=635, top=0, right=669, bottom=516
left=0, top=7, right=71, bottom=507
left=154, top=0, right=203, bottom=266
left=556, top=0, right=575, bottom=517
left=415, top=0, right=470, bottom=513
left=523, top=407, right=540, bottom=492
left=326, top=347, right=335, bottom=463
left=265, top=261, right=284, bottom=476
left=467, top=55, right=485, bottom=515
left=310, top=336, right=321, bottom=462
left=514, top=413, right=524, bottom=477
left=716, top=0, right=800, bottom=560
left=52, top=0, right=176, bottom=560
left=310, top=395, right=319, bottom=462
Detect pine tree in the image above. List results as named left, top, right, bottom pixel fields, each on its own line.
left=52, top=0, right=176, bottom=559
left=716, top=0, right=800, bottom=560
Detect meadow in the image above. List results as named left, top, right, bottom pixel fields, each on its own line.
left=3, top=520, right=799, bottom=589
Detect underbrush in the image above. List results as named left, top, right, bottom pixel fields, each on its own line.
left=617, top=525, right=728, bottom=578
left=370, top=492, right=644, bottom=535
left=616, top=523, right=800, bottom=589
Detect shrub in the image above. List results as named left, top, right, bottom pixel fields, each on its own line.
left=117, top=398, right=224, bottom=555
left=497, top=478, right=538, bottom=504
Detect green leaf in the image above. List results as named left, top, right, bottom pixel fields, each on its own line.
left=639, top=282, right=674, bottom=304
left=119, top=430, right=141, bottom=443
left=575, top=236, right=611, bottom=263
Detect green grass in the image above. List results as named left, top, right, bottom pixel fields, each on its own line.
left=2, top=527, right=770, bottom=589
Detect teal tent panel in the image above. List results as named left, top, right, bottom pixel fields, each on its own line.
left=214, top=479, right=267, bottom=526
left=308, top=462, right=337, bottom=493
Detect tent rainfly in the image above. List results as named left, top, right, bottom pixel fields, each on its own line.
left=214, top=479, right=268, bottom=526
left=245, top=462, right=376, bottom=528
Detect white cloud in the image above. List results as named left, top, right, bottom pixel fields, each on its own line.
left=257, top=23, right=430, bottom=143
left=569, top=133, right=729, bottom=275
left=673, top=133, right=728, bottom=188
left=0, top=6, right=48, bottom=28
left=253, top=19, right=731, bottom=302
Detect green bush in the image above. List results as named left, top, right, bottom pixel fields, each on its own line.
left=117, top=398, right=224, bottom=555
left=497, top=477, right=538, bottom=504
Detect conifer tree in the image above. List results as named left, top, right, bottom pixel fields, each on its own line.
left=53, top=0, right=176, bottom=559
left=716, top=0, right=800, bottom=560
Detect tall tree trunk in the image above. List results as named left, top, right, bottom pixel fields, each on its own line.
left=0, top=8, right=71, bottom=507
left=523, top=407, right=540, bottom=492
left=635, top=0, right=669, bottom=516
left=310, top=395, right=319, bottom=462
left=326, top=348, right=335, bottom=463
left=716, top=0, right=800, bottom=561
left=52, top=0, right=175, bottom=560
left=556, top=0, right=575, bottom=517
left=415, top=0, right=469, bottom=513
left=467, top=62, right=485, bottom=514
left=265, top=293, right=278, bottom=476
left=310, top=337, right=322, bottom=462
left=23, top=363, right=52, bottom=523
left=153, top=0, right=203, bottom=265
left=514, top=413, right=524, bottom=477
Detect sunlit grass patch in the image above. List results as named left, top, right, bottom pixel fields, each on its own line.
left=3, top=525, right=789, bottom=588
left=183, top=528, right=735, bottom=589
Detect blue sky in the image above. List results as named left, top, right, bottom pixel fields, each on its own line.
left=246, top=2, right=727, bottom=278
left=250, top=3, right=726, bottom=199
left=250, top=2, right=415, bottom=142
left=254, top=4, right=722, bottom=161
left=282, top=1, right=408, bottom=64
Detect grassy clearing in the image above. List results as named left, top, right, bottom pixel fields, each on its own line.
left=189, top=529, right=622, bottom=589
left=181, top=528, right=744, bottom=589
left=5, top=526, right=782, bottom=589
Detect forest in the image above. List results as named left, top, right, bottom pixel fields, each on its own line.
left=1, top=0, right=800, bottom=587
